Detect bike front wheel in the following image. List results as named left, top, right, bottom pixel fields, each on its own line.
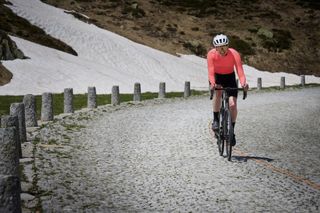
left=225, top=109, right=234, bottom=161
left=217, top=110, right=224, bottom=156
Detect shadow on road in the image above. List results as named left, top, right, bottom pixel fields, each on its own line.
left=232, top=155, right=274, bottom=162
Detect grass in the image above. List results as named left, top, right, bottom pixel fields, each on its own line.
left=0, top=90, right=207, bottom=119
left=249, top=83, right=320, bottom=94
left=3, top=85, right=317, bottom=120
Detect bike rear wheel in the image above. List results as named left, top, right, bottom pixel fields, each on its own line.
left=225, top=109, right=234, bottom=161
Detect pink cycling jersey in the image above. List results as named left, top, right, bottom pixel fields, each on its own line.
left=207, top=48, right=246, bottom=87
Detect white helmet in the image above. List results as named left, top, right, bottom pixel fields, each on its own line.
left=212, top=34, right=229, bottom=47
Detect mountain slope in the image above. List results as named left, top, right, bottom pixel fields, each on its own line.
left=39, top=0, right=320, bottom=76
left=1, top=0, right=320, bottom=96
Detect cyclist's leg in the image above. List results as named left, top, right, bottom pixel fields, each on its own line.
left=228, top=96, right=237, bottom=146
left=229, top=96, right=237, bottom=123
left=225, top=72, right=238, bottom=123
left=224, top=72, right=238, bottom=146
left=213, top=87, right=222, bottom=112
left=212, top=87, right=222, bottom=131
left=212, top=73, right=224, bottom=131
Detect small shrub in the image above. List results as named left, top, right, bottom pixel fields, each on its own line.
left=260, top=29, right=294, bottom=52
left=122, top=5, right=146, bottom=18
left=295, top=0, right=320, bottom=10
left=258, top=10, right=281, bottom=19
left=229, top=36, right=255, bottom=56
left=183, top=40, right=207, bottom=56
left=248, top=28, right=258, bottom=33
left=166, top=24, right=177, bottom=33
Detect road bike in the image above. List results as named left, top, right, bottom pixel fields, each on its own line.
left=210, top=87, right=247, bottom=161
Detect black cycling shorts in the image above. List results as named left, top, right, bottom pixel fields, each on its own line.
left=215, top=72, right=238, bottom=98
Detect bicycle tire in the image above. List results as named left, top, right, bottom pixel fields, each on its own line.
left=226, top=109, right=233, bottom=161
left=217, top=110, right=224, bottom=156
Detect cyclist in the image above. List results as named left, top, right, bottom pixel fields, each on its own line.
left=207, top=34, right=249, bottom=146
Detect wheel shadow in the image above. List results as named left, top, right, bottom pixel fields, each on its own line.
left=232, top=155, right=274, bottom=162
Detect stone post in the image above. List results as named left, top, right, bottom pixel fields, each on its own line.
left=1, top=116, right=21, bottom=158
left=112, top=86, right=120, bottom=105
left=301, top=75, right=305, bottom=87
left=184, top=81, right=191, bottom=98
left=10, top=103, right=26, bottom=143
left=23, top=94, right=38, bottom=127
left=64, top=88, right=74, bottom=113
left=87, top=87, right=97, bottom=109
left=41, top=93, right=53, bottom=121
left=0, top=128, right=21, bottom=213
left=133, top=83, right=141, bottom=102
left=280, top=77, right=285, bottom=89
left=158, top=82, right=166, bottom=99
left=257, top=78, right=262, bottom=90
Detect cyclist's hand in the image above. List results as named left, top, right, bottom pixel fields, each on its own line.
left=210, top=84, right=215, bottom=90
left=243, top=83, right=249, bottom=91
left=215, top=84, right=222, bottom=89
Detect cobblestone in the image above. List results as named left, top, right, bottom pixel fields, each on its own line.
left=21, top=88, right=320, bottom=212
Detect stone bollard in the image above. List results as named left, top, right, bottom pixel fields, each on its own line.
left=257, top=78, right=262, bottom=90
left=41, top=93, right=53, bottom=121
left=280, top=77, right=285, bottom=89
left=133, top=83, right=141, bottom=102
left=87, top=87, right=97, bottom=109
left=23, top=94, right=38, bottom=127
left=10, top=103, right=26, bottom=143
left=0, top=128, right=19, bottom=176
left=301, top=75, right=305, bottom=87
left=64, top=88, right=74, bottom=113
left=184, top=81, right=191, bottom=98
left=0, top=128, right=21, bottom=213
left=1, top=116, right=22, bottom=158
left=112, top=86, right=120, bottom=105
left=158, top=82, right=166, bottom=99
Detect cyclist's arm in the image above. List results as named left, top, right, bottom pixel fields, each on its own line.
left=230, top=49, right=246, bottom=87
left=207, top=51, right=216, bottom=88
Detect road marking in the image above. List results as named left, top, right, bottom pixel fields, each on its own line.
left=208, top=121, right=320, bottom=191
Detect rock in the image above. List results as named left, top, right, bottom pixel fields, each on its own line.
left=21, top=182, right=33, bottom=192
left=21, top=193, right=38, bottom=209
left=0, top=30, right=26, bottom=60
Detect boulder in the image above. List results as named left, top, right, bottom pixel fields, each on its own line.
left=0, top=30, right=25, bottom=60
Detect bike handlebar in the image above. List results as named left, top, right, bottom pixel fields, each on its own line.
left=210, top=87, right=247, bottom=100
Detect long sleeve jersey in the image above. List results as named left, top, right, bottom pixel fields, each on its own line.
left=207, top=48, right=246, bottom=87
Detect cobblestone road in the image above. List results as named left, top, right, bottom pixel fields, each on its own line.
left=23, top=87, right=320, bottom=212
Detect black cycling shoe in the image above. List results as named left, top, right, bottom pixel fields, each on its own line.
left=212, top=120, right=219, bottom=132
left=231, top=134, right=236, bottom=146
